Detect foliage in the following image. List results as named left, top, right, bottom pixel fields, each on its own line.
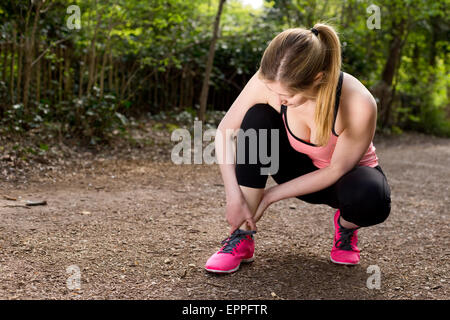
left=0, top=0, right=448, bottom=144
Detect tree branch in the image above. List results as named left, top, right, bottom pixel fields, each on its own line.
left=31, top=37, right=71, bottom=67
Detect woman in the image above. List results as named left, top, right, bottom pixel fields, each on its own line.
left=205, top=23, right=391, bottom=274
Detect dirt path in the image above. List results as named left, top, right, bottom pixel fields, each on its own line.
left=0, top=133, right=449, bottom=299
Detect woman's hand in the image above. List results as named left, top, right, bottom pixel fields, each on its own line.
left=225, top=198, right=257, bottom=235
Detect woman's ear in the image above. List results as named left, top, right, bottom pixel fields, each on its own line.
left=314, top=71, right=324, bottom=82
left=312, top=71, right=324, bottom=87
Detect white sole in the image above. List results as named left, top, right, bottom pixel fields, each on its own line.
left=205, top=255, right=255, bottom=274
left=330, top=256, right=359, bottom=265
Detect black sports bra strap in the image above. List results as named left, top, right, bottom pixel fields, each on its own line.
left=332, top=71, right=343, bottom=136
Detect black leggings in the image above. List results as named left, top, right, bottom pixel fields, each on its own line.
left=235, top=104, right=391, bottom=227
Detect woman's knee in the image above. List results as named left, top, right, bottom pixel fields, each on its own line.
left=338, top=167, right=391, bottom=227
left=240, top=103, right=279, bottom=130
left=345, top=194, right=391, bottom=227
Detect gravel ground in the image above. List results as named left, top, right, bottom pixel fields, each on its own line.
left=0, top=132, right=448, bottom=300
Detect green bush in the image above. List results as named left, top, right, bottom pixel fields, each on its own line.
left=1, top=89, right=130, bottom=144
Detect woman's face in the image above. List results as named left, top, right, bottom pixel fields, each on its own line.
left=263, top=80, right=316, bottom=108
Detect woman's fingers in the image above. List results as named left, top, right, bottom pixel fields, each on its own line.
left=246, top=218, right=257, bottom=231
left=229, top=216, right=245, bottom=235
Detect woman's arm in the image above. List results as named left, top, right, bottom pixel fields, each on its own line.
left=215, top=69, right=270, bottom=232
left=215, top=127, right=242, bottom=202
left=215, top=127, right=258, bottom=233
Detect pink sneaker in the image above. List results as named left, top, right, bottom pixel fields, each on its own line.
left=330, top=210, right=360, bottom=265
left=205, top=229, right=256, bottom=273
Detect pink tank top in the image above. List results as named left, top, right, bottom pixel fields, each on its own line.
left=281, top=71, right=379, bottom=169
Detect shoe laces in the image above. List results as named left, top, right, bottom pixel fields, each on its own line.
left=336, top=220, right=359, bottom=251
left=220, top=229, right=256, bottom=254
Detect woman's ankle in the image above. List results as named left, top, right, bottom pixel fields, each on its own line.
left=238, top=222, right=251, bottom=231
left=339, top=216, right=359, bottom=229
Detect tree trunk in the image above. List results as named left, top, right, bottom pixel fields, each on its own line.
left=148, top=74, right=153, bottom=111
left=0, top=44, right=3, bottom=114
left=198, top=0, right=226, bottom=122
left=36, top=41, right=41, bottom=103
left=99, top=47, right=108, bottom=98
left=58, top=46, right=63, bottom=102
left=179, top=68, right=184, bottom=109
left=172, top=72, right=177, bottom=109
left=10, top=26, right=16, bottom=104
left=79, top=51, right=87, bottom=98
left=42, top=57, right=47, bottom=101
left=173, top=72, right=179, bottom=109
left=115, top=59, right=120, bottom=95
left=114, top=58, right=119, bottom=95
left=86, top=9, right=103, bottom=96
left=126, top=66, right=131, bottom=98
left=371, top=17, right=408, bottom=127
left=154, top=71, right=158, bottom=110
left=108, top=51, right=114, bottom=93
left=92, top=55, right=101, bottom=88
left=23, top=0, right=43, bottom=111
left=189, top=72, right=194, bottom=109
left=64, top=46, right=72, bottom=100
left=17, top=37, right=23, bottom=104
left=0, top=46, right=3, bottom=83
left=426, top=17, right=441, bottom=88
left=120, top=63, right=126, bottom=100
left=2, top=43, right=7, bottom=83
left=100, top=23, right=113, bottom=98
left=48, top=50, right=53, bottom=103
left=164, top=69, right=169, bottom=107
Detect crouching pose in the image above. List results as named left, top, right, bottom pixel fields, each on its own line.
left=205, top=23, right=391, bottom=273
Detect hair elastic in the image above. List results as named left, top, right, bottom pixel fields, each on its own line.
left=310, top=28, right=319, bottom=36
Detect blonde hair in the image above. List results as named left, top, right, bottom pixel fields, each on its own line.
left=258, top=22, right=342, bottom=146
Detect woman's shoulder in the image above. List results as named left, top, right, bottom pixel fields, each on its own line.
left=341, top=72, right=376, bottom=105
left=340, top=72, right=377, bottom=128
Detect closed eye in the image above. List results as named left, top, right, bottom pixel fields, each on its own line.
left=265, top=83, right=294, bottom=98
